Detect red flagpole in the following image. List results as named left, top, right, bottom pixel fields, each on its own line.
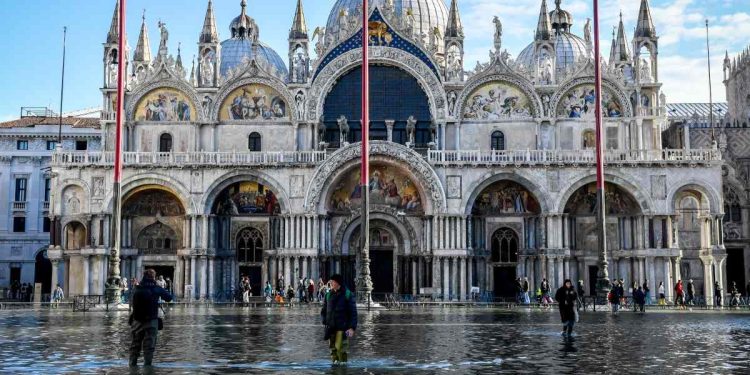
left=357, top=0, right=373, bottom=305
left=107, top=0, right=126, bottom=302
left=593, top=0, right=611, bottom=295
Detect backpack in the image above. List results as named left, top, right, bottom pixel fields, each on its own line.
left=131, top=285, right=155, bottom=323
left=326, top=288, right=352, bottom=302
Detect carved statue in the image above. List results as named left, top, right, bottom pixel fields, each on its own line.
left=294, top=52, right=306, bottom=82
left=430, top=26, right=442, bottom=52
left=406, top=115, right=417, bottom=145
left=67, top=192, right=80, bottom=214
left=540, top=52, right=553, bottom=85
left=584, top=18, right=592, bottom=45
left=448, top=91, right=458, bottom=116
left=317, top=116, right=327, bottom=146
left=430, top=120, right=439, bottom=145
left=312, top=27, right=326, bottom=58
left=338, top=115, right=349, bottom=143
left=200, top=53, right=213, bottom=86
left=493, top=16, right=503, bottom=51
left=338, top=9, right=349, bottom=36
left=295, top=91, right=305, bottom=120
left=542, top=94, right=551, bottom=117
left=659, top=92, right=666, bottom=107
left=405, top=7, right=417, bottom=37
left=202, top=95, right=212, bottom=118
left=158, top=21, right=169, bottom=52
left=640, top=58, right=652, bottom=83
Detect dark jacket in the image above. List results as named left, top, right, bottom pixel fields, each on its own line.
left=130, top=278, right=173, bottom=323
left=321, top=287, right=358, bottom=339
left=687, top=282, right=695, bottom=296
left=634, top=289, right=646, bottom=305
left=555, top=286, right=578, bottom=322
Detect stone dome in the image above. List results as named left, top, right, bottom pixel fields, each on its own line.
left=516, top=32, right=591, bottom=75
left=326, top=0, right=449, bottom=48
left=220, top=0, right=288, bottom=79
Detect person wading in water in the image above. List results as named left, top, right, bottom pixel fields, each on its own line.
left=321, top=274, right=358, bottom=364
left=555, top=279, right=578, bottom=337
left=129, top=269, right=173, bottom=368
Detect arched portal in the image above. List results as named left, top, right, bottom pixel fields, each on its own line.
left=236, top=227, right=264, bottom=294
left=211, top=180, right=281, bottom=296
left=490, top=228, right=519, bottom=298
left=64, top=221, right=86, bottom=250
left=322, top=65, right=432, bottom=148
left=34, top=249, right=52, bottom=295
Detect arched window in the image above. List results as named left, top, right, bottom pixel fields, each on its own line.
left=491, top=131, right=505, bottom=150
left=490, top=228, right=518, bottom=263
left=138, top=222, right=178, bottom=255
left=237, top=228, right=263, bottom=263
left=159, top=133, right=173, bottom=152
left=248, top=132, right=262, bottom=151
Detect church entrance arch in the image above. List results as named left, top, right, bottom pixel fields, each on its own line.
left=236, top=227, right=264, bottom=294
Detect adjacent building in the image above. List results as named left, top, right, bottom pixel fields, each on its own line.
left=47, top=0, right=727, bottom=303
left=0, top=108, right=100, bottom=297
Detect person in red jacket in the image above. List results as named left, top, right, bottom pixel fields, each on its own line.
left=674, top=280, right=684, bottom=309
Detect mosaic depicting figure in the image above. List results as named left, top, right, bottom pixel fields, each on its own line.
left=564, top=183, right=639, bottom=216
left=472, top=181, right=540, bottom=216
left=329, top=165, right=423, bottom=214
left=558, top=84, right=622, bottom=119
left=135, top=89, right=193, bottom=121
left=220, top=84, right=287, bottom=121
left=215, top=181, right=279, bottom=215
left=463, top=82, right=533, bottom=120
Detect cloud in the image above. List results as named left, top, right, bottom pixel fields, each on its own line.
left=659, top=55, right=726, bottom=103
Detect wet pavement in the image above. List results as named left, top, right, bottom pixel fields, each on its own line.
left=0, top=306, right=748, bottom=374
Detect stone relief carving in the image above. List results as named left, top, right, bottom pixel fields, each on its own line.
left=650, top=175, right=667, bottom=199
left=446, top=176, right=462, bottom=199
left=290, top=175, right=305, bottom=198
left=92, top=177, right=105, bottom=198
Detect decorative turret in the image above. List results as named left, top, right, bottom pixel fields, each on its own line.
left=103, top=0, right=123, bottom=89
left=198, top=0, right=220, bottom=87
left=723, top=50, right=731, bottom=82
left=534, top=0, right=553, bottom=41
left=550, top=0, right=573, bottom=34
left=444, top=0, right=464, bottom=82
left=635, top=0, right=656, bottom=39
left=609, top=13, right=631, bottom=65
left=633, top=0, right=658, bottom=82
left=288, top=0, right=310, bottom=84
left=132, top=11, right=152, bottom=77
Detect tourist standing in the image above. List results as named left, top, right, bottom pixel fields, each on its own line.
left=321, top=274, right=358, bottom=364
left=522, top=277, right=531, bottom=304
left=308, top=280, right=315, bottom=304
left=264, top=281, right=273, bottom=300
left=643, top=280, right=651, bottom=305
left=576, top=280, right=585, bottom=308
left=729, top=282, right=740, bottom=307
left=52, top=284, right=64, bottom=308
left=658, top=281, right=666, bottom=306
left=541, top=279, right=552, bottom=307
left=609, top=281, right=623, bottom=313
left=686, top=280, right=695, bottom=306
left=633, top=286, right=646, bottom=313
left=156, top=275, right=166, bottom=289
left=318, top=278, right=326, bottom=302
left=128, top=269, right=173, bottom=368
left=555, top=279, right=578, bottom=337
left=675, top=280, right=684, bottom=308
left=515, top=278, right=524, bottom=304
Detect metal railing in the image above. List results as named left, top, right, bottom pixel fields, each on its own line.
left=51, top=150, right=328, bottom=167
left=427, top=148, right=721, bottom=166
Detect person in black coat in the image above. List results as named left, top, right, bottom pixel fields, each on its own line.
left=555, top=279, right=578, bottom=336
left=129, top=269, right=173, bottom=368
left=633, top=286, right=646, bottom=313
left=321, top=274, right=358, bottom=364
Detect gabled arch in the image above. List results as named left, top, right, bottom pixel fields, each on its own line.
left=551, top=76, right=633, bottom=119
left=201, top=169, right=290, bottom=216
left=555, top=173, right=653, bottom=215
left=305, top=141, right=446, bottom=215
left=457, top=73, right=543, bottom=120
left=125, top=75, right=202, bottom=122
left=463, top=172, right=550, bottom=215
left=210, top=75, right=297, bottom=124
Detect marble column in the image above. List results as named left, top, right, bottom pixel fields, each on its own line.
left=468, top=257, right=474, bottom=290
left=284, top=256, right=291, bottom=288
left=563, top=258, right=570, bottom=281
left=547, top=256, right=555, bottom=289
left=460, top=257, right=468, bottom=301
left=452, top=257, right=459, bottom=300
left=701, top=256, right=714, bottom=306
left=51, top=260, right=59, bottom=292
left=442, top=257, right=449, bottom=300
left=201, top=257, right=208, bottom=299
left=663, top=257, right=672, bottom=301
left=190, top=256, right=197, bottom=299
left=82, top=255, right=90, bottom=295
left=528, top=256, right=536, bottom=294
left=556, top=257, right=564, bottom=287
left=208, top=257, right=215, bottom=300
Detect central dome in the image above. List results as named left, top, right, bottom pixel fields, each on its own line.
left=516, top=32, right=591, bottom=75
left=220, top=0, right=288, bottom=79
left=326, top=0, right=448, bottom=46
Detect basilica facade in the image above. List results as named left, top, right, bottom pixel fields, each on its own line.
left=48, top=0, right=727, bottom=303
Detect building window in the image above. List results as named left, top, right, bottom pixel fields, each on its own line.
left=44, top=178, right=51, bottom=202
left=17, top=140, right=28, bottom=150
left=159, top=133, right=173, bottom=152
left=248, top=132, right=262, bottom=151
left=14, top=178, right=28, bottom=202
left=491, top=131, right=505, bottom=150
left=75, top=140, right=87, bottom=151
left=46, top=141, right=57, bottom=150
left=13, top=217, right=26, bottom=233
left=43, top=217, right=51, bottom=233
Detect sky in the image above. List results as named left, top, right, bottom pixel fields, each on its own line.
left=0, top=0, right=749, bottom=122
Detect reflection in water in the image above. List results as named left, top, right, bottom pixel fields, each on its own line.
left=0, top=307, right=748, bottom=374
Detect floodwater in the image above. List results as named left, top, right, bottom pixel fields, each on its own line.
left=0, top=306, right=748, bottom=374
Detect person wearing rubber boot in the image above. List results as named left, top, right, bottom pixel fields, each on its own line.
left=128, top=269, right=173, bottom=369
left=321, top=274, right=358, bottom=364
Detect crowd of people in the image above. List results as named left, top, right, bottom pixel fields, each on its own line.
left=230, top=274, right=338, bottom=306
